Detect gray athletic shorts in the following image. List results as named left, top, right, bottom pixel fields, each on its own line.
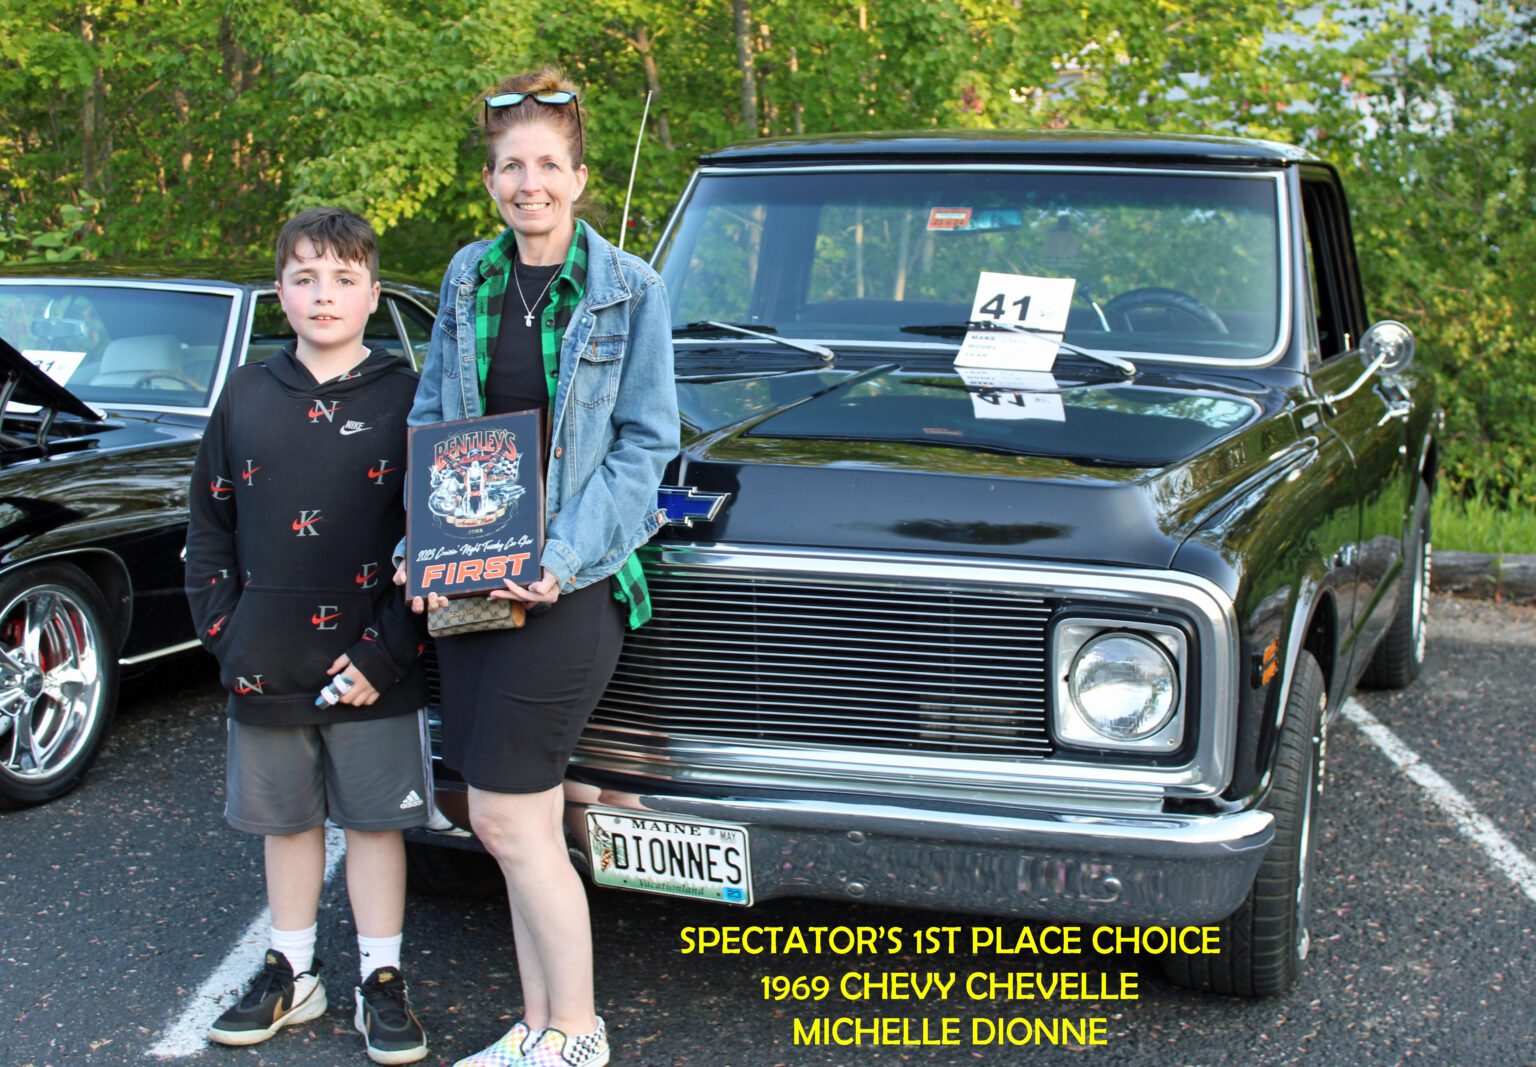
left=225, top=712, right=433, bottom=836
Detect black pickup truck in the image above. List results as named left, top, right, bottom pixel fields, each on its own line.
left=415, top=130, right=1437, bottom=996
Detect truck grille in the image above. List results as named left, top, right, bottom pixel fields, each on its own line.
left=588, top=569, right=1054, bottom=758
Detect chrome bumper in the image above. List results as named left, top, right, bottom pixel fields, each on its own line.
left=550, top=779, right=1273, bottom=924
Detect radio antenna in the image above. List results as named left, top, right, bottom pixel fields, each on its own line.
left=618, top=90, right=653, bottom=252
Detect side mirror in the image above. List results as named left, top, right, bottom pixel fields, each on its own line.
left=1327, top=319, right=1416, bottom=407
left=1359, top=319, right=1415, bottom=375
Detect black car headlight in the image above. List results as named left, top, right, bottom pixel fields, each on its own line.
left=1052, top=618, right=1188, bottom=752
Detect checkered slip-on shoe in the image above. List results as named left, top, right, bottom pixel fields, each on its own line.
left=452, top=1019, right=541, bottom=1066
left=207, top=949, right=327, bottom=1046
left=522, top=1017, right=608, bottom=1067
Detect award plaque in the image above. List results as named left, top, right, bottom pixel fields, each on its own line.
left=406, top=409, right=544, bottom=598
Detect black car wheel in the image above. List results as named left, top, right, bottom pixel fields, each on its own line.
left=1164, top=650, right=1325, bottom=996
left=0, top=564, right=118, bottom=807
left=1363, top=492, right=1431, bottom=689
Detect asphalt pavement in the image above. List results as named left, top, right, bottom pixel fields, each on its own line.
left=2, top=593, right=1533, bottom=1067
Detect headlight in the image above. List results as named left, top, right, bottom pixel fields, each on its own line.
left=1052, top=618, right=1188, bottom=752
left=1069, top=634, right=1178, bottom=740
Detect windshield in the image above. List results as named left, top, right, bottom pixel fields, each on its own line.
left=654, top=168, right=1284, bottom=362
left=0, top=283, right=236, bottom=410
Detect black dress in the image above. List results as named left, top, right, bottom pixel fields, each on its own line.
left=435, top=260, right=625, bottom=794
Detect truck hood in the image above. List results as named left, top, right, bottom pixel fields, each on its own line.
left=672, top=361, right=1299, bottom=568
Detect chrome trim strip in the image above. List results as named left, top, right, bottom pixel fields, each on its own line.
left=657, top=166, right=1293, bottom=368
left=243, top=288, right=276, bottom=367
left=0, top=278, right=246, bottom=418
left=120, top=638, right=201, bottom=666
left=572, top=542, right=1239, bottom=801
left=648, top=168, right=702, bottom=267
left=386, top=298, right=412, bottom=366
left=696, top=163, right=1290, bottom=177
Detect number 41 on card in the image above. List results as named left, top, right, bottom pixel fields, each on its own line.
left=969, top=271, right=1076, bottom=332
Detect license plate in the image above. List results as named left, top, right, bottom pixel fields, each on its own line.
left=585, top=809, right=753, bottom=905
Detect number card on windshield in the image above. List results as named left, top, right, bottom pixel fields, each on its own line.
left=406, top=409, right=544, bottom=598
left=955, top=272, right=1076, bottom=371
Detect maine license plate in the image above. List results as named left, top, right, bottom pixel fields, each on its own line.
left=586, top=809, right=753, bottom=905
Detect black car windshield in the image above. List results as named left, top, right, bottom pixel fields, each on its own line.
left=0, top=283, right=235, bottom=410
left=654, top=168, right=1283, bottom=361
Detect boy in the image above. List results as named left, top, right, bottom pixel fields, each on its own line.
left=186, top=207, right=429, bottom=1065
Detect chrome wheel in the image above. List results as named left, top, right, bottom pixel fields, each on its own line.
left=1412, top=537, right=1431, bottom=664
left=0, top=583, right=108, bottom=792
left=1363, top=494, right=1432, bottom=689
left=1295, top=694, right=1325, bottom=963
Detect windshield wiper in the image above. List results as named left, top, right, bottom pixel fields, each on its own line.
left=900, top=322, right=1135, bottom=376
left=674, top=320, right=834, bottom=363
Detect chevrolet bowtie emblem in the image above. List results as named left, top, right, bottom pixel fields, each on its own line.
left=657, top=485, right=730, bottom=527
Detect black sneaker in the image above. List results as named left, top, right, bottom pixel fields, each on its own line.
left=354, top=966, right=428, bottom=1065
left=207, top=949, right=327, bottom=1046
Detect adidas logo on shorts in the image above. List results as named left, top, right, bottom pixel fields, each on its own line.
left=399, top=790, right=424, bottom=810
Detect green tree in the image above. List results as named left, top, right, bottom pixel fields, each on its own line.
left=3, top=0, right=1531, bottom=512
left=1285, top=2, right=1536, bottom=505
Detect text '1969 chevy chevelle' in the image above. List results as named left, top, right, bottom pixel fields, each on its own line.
left=414, top=130, right=1438, bottom=997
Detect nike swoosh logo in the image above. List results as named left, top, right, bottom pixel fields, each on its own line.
left=368, top=465, right=394, bottom=479
left=311, top=611, right=341, bottom=625
left=291, top=516, right=321, bottom=532
left=241, top=467, right=260, bottom=481
left=340, top=425, right=370, bottom=435
left=207, top=616, right=225, bottom=637
left=235, top=683, right=261, bottom=694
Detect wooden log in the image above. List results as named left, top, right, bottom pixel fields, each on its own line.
left=1431, top=551, right=1536, bottom=602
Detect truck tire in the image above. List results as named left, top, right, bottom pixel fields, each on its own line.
left=405, top=839, right=505, bottom=897
left=1163, top=651, right=1325, bottom=996
left=1363, top=492, right=1431, bottom=689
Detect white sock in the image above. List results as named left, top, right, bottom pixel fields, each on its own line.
left=358, top=933, right=403, bottom=980
left=270, top=923, right=317, bottom=977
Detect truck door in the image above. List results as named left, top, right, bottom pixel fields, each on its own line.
left=1301, top=170, right=1410, bottom=682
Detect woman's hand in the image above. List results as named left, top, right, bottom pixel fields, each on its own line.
left=489, top=567, right=561, bottom=608
left=397, top=562, right=449, bottom=614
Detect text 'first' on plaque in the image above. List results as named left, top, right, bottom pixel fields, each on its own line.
left=406, top=409, right=543, bottom=599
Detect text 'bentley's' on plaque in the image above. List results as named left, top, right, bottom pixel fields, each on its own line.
left=405, top=409, right=543, bottom=599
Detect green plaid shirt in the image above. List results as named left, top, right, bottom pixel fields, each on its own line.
left=474, top=224, right=651, bottom=628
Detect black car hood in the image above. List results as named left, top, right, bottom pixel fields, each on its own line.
left=672, top=361, right=1297, bottom=568
left=0, top=336, right=101, bottom=421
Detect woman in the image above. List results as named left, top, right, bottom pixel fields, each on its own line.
left=405, top=67, right=679, bottom=1067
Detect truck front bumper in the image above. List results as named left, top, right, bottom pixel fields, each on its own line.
left=427, top=777, right=1273, bottom=925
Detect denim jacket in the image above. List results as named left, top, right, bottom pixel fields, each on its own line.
left=408, top=221, right=680, bottom=592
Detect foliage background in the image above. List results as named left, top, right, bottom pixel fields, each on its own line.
left=0, top=0, right=1530, bottom=513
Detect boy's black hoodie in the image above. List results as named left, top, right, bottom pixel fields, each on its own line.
left=186, top=345, right=426, bottom=726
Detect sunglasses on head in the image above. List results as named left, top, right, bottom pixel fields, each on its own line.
left=484, top=91, right=584, bottom=156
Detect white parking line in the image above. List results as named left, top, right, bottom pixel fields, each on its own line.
left=1343, top=698, right=1536, bottom=906
left=149, top=824, right=348, bottom=1058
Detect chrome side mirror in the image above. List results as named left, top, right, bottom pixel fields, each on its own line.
left=1326, top=320, right=1416, bottom=407
left=1360, top=319, right=1415, bottom=375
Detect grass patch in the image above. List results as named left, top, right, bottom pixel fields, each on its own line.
left=1432, top=493, right=1536, bottom=554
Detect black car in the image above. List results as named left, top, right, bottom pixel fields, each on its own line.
left=411, top=131, right=1437, bottom=996
left=0, top=264, right=436, bottom=806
